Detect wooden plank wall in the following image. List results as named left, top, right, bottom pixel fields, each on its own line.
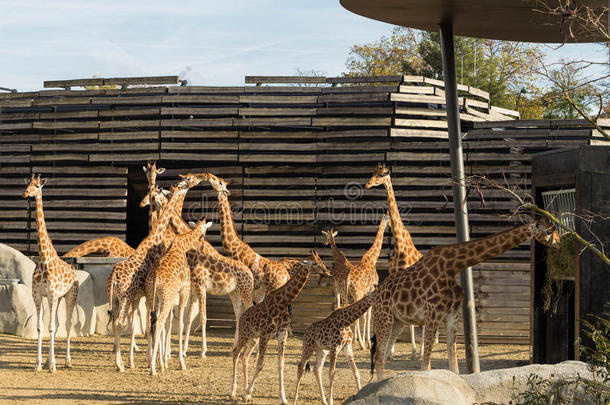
left=0, top=75, right=601, bottom=343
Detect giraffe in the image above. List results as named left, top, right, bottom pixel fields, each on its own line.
left=142, top=185, right=255, bottom=359
left=107, top=173, right=204, bottom=372
left=142, top=161, right=166, bottom=231
left=204, top=172, right=296, bottom=300
left=146, top=219, right=213, bottom=375
left=347, top=214, right=388, bottom=349
left=365, top=163, right=424, bottom=357
left=320, top=229, right=353, bottom=309
left=320, top=216, right=387, bottom=350
left=370, top=218, right=560, bottom=379
left=292, top=291, right=376, bottom=405
left=63, top=236, right=134, bottom=258
left=230, top=259, right=316, bottom=405
left=23, top=174, right=79, bottom=373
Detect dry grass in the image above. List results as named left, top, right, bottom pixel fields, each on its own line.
left=0, top=330, right=528, bottom=404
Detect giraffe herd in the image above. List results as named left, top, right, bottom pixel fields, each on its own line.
left=22, top=162, right=560, bottom=405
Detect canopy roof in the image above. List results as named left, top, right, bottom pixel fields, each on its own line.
left=340, top=0, right=607, bottom=43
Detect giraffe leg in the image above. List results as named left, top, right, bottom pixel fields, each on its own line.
left=128, top=300, right=139, bottom=369
left=354, top=316, right=365, bottom=350
left=365, top=307, right=372, bottom=349
left=183, top=288, right=198, bottom=357
left=372, top=310, right=392, bottom=381
left=164, top=310, right=172, bottom=365
left=292, top=340, right=314, bottom=405
left=177, top=286, right=189, bottom=370
left=243, top=336, right=269, bottom=402
left=314, top=349, right=328, bottom=405
left=199, top=288, right=207, bottom=358
left=277, top=329, right=289, bottom=404
left=421, top=320, right=439, bottom=371
left=47, top=297, right=59, bottom=373
left=234, top=336, right=256, bottom=400
left=410, top=324, right=417, bottom=360
left=230, top=329, right=248, bottom=400
left=228, top=291, right=242, bottom=349
left=114, top=299, right=129, bottom=372
left=33, top=292, right=44, bottom=372
left=446, top=311, right=459, bottom=373
left=150, top=306, right=170, bottom=376
left=343, top=341, right=361, bottom=390
left=63, top=282, right=78, bottom=368
left=328, top=348, right=339, bottom=405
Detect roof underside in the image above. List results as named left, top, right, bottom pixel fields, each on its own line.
left=340, top=0, right=607, bottom=43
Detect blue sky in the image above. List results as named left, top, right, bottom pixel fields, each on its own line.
left=0, top=0, right=605, bottom=91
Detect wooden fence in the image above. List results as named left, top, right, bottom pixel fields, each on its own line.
left=0, top=75, right=604, bottom=342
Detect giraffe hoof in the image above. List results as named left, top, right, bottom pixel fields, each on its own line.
left=48, top=366, right=57, bottom=373
left=65, top=360, right=72, bottom=368
left=200, top=352, right=207, bottom=359
left=243, top=394, right=253, bottom=403
left=116, top=366, right=125, bottom=373
left=34, top=365, right=42, bottom=372
left=150, top=370, right=157, bottom=376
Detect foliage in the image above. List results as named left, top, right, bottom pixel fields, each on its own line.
left=508, top=315, right=610, bottom=405
left=344, top=27, right=545, bottom=110
left=543, top=232, right=579, bottom=314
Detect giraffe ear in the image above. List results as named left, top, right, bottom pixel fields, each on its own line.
left=188, top=221, right=197, bottom=229
left=332, top=231, right=338, bottom=238
left=24, top=178, right=29, bottom=185
left=203, top=221, right=214, bottom=230
left=142, top=165, right=148, bottom=173
left=321, top=230, right=329, bottom=237
left=156, top=168, right=166, bottom=175
left=39, top=178, right=47, bottom=187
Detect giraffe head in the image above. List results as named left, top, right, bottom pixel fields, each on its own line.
left=310, top=250, right=332, bottom=277
left=204, top=172, right=231, bottom=196
left=189, top=219, right=214, bottom=243
left=143, top=161, right=166, bottom=184
left=321, top=229, right=338, bottom=246
left=381, top=213, right=391, bottom=227
left=22, top=174, right=47, bottom=198
left=176, top=172, right=206, bottom=191
left=139, top=186, right=170, bottom=209
left=364, top=163, right=391, bottom=189
left=529, top=216, right=561, bottom=247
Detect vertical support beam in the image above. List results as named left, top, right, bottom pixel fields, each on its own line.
left=439, top=22, right=480, bottom=374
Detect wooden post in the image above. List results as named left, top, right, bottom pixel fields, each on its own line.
left=439, top=22, right=480, bottom=373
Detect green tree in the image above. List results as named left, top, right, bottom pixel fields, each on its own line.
left=344, top=28, right=545, bottom=111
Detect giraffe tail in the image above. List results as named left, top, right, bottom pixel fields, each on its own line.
left=305, top=361, right=310, bottom=372
left=369, top=334, right=377, bottom=381
left=107, top=270, right=116, bottom=326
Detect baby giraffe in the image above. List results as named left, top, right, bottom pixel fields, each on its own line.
left=231, top=259, right=315, bottom=405
left=293, top=291, right=376, bottom=405
left=146, top=219, right=213, bottom=375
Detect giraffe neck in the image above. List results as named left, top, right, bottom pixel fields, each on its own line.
left=359, top=219, right=388, bottom=267
left=217, top=192, right=256, bottom=266
left=136, top=191, right=186, bottom=258
left=446, top=224, right=532, bottom=277
left=34, top=193, right=58, bottom=262
left=173, top=225, right=203, bottom=253
left=330, top=241, right=351, bottom=270
left=275, top=264, right=309, bottom=305
left=334, top=293, right=375, bottom=328
left=383, top=178, right=421, bottom=268
left=148, top=176, right=157, bottom=233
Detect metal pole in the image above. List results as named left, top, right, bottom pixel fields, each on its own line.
left=439, top=22, right=480, bottom=374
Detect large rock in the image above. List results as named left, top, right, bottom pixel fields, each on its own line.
left=344, top=369, right=476, bottom=405
left=86, top=263, right=148, bottom=336
left=0, top=243, right=36, bottom=286
left=0, top=284, right=38, bottom=337
left=463, top=361, right=597, bottom=405
left=343, top=361, right=599, bottom=405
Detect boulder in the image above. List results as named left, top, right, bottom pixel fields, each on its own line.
left=343, top=361, right=599, bottom=405
left=0, top=284, right=38, bottom=338
left=86, top=263, right=147, bottom=336
left=343, top=369, right=476, bottom=405
left=0, top=243, right=35, bottom=287
left=463, top=361, right=598, bottom=405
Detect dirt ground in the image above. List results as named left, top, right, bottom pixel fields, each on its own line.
left=0, top=329, right=529, bottom=405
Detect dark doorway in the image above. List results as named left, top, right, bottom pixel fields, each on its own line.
left=126, top=165, right=150, bottom=248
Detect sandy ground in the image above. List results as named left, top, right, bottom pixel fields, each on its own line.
left=0, top=329, right=529, bottom=405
